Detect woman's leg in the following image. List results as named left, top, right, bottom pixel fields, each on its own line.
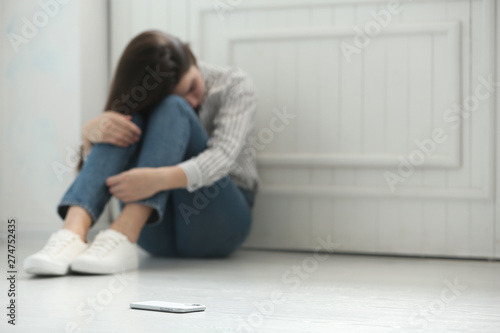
left=25, top=113, right=152, bottom=275
left=172, top=179, right=253, bottom=258
left=56, top=113, right=148, bottom=237
left=62, top=206, right=93, bottom=241
left=114, top=95, right=207, bottom=227
left=108, top=204, right=152, bottom=242
left=116, top=95, right=255, bottom=258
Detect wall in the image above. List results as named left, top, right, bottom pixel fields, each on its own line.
left=109, top=0, right=498, bottom=259
left=496, top=1, right=500, bottom=259
left=0, top=0, right=109, bottom=231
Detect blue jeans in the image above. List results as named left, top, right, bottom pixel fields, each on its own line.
left=57, top=95, right=255, bottom=258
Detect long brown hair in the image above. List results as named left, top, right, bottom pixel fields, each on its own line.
left=77, top=30, right=197, bottom=172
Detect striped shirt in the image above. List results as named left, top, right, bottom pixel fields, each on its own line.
left=178, top=61, right=260, bottom=195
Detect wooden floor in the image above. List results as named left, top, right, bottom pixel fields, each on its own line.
left=1, top=228, right=500, bottom=333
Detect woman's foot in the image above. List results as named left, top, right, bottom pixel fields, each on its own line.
left=23, top=229, right=88, bottom=276
left=70, top=229, right=139, bottom=274
left=69, top=204, right=151, bottom=274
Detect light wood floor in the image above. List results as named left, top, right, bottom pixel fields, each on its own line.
left=1, top=228, right=499, bottom=333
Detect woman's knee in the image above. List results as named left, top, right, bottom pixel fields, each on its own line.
left=149, top=95, right=195, bottom=120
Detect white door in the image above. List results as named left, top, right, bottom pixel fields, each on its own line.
left=110, top=0, right=499, bottom=259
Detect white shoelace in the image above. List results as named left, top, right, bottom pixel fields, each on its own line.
left=85, top=231, right=124, bottom=257
left=40, top=231, right=76, bottom=256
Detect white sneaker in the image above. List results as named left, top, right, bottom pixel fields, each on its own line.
left=70, top=229, right=139, bottom=274
left=24, top=229, right=88, bottom=275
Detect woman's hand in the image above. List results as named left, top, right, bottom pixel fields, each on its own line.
left=82, top=111, right=142, bottom=147
left=106, top=167, right=161, bottom=202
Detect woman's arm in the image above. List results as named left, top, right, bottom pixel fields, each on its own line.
left=79, top=112, right=141, bottom=165
left=82, top=112, right=141, bottom=147
left=177, top=69, right=257, bottom=192
left=156, top=165, right=188, bottom=191
left=106, top=68, right=257, bottom=198
left=105, top=166, right=187, bottom=202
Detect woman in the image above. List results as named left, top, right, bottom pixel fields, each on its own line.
left=23, top=30, right=259, bottom=275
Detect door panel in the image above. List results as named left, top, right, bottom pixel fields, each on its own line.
left=110, top=0, right=498, bottom=258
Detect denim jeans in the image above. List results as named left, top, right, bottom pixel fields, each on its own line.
left=57, top=95, right=255, bottom=258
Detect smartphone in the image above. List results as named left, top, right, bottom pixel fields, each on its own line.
left=130, top=301, right=206, bottom=313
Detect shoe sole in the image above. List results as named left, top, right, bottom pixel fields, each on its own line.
left=70, top=259, right=138, bottom=275
left=24, top=258, right=68, bottom=276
